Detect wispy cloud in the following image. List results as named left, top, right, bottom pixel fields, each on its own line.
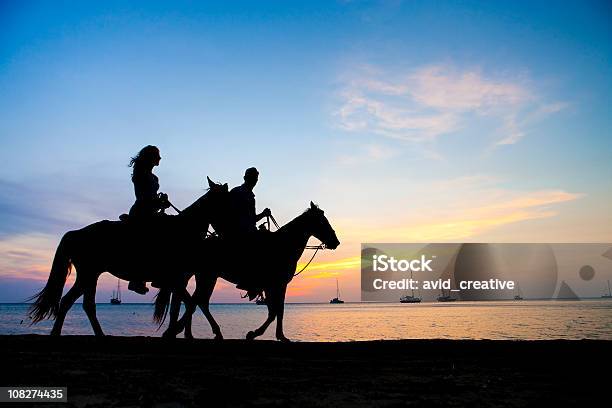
left=335, top=64, right=566, bottom=147
left=0, top=233, right=56, bottom=281
left=336, top=186, right=583, bottom=242
left=495, top=101, right=570, bottom=146
left=297, top=256, right=360, bottom=277
left=409, top=65, right=529, bottom=111
left=0, top=178, right=129, bottom=238
left=336, top=143, right=398, bottom=165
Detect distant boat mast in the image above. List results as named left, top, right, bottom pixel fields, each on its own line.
left=603, top=280, right=612, bottom=299
left=330, top=278, right=344, bottom=304
left=110, top=279, right=122, bottom=304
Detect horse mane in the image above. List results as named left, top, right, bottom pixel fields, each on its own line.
left=278, top=207, right=315, bottom=233
left=180, top=187, right=213, bottom=216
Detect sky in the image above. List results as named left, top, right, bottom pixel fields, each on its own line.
left=0, top=0, right=611, bottom=303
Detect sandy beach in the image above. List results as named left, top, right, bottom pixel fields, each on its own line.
left=2, top=335, right=609, bottom=407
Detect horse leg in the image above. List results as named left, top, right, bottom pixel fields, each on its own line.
left=178, top=284, right=197, bottom=339
left=50, top=280, right=84, bottom=336
left=195, top=276, right=223, bottom=340
left=172, top=275, right=222, bottom=340
left=246, top=289, right=277, bottom=341
left=275, top=284, right=290, bottom=342
left=82, top=277, right=104, bottom=337
left=183, top=312, right=194, bottom=339
left=162, top=290, right=184, bottom=338
left=174, top=289, right=197, bottom=332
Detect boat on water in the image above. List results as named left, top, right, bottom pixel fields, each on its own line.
left=110, top=279, right=122, bottom=305
left=602, top=280, right=612, bottom=299
left=400, top=269, right=421, bottom=303
left=437, top=288, right=456, bottom=302
left=330, top=278, right=344, bottom=304
left=514, top=282, right=524, bottom=300
left=400, top=295, right=421, bottom=303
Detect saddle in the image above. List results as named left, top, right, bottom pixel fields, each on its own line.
left=116, top=213, right=193, bottom=287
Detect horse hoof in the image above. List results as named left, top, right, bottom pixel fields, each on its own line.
left=277, top=336, right=291, bottom=343
left=214, top=333, right=224, bottom=341
left=246, top=331, right=256, bottom=341
left=184, top=333, right=194, bottom=340
left=162, top=331, right=176, bottom=339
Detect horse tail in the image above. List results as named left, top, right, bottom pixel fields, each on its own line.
left=28, top=231, right=75, bottom=323
left=153, top=288, right=171, bottom=327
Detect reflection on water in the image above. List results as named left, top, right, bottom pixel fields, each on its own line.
left=1, top=300, right=611, bottom=341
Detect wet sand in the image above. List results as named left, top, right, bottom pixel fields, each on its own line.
left=2, top=335, right=609, bottom=407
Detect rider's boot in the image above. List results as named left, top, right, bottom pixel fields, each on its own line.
left=128, top=281, right=149, bottom=295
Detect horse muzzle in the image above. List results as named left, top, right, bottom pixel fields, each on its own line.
left=326, top=238, right=340, bottom=250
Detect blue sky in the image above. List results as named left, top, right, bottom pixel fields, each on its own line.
left=1, top=0, right=611, bottom=302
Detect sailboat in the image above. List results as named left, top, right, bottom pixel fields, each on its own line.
left=514, top=282, right=524, bottom=300
left=110, top=279, right=122, bottom=305
left=400, top=269, right=421, bottom=303
left=330, top=278, right=344, bottom=304
left=602, top=280, right=612, bottom=299
left=437, top=288, right=456, bottom=302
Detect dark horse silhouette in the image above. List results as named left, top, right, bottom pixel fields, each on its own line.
left=157, top=201, right=340, bottom=342
left=28, top=178, right=229, bottom=336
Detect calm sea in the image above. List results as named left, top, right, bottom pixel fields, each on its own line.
left=1, top=300, right=611, bottom=341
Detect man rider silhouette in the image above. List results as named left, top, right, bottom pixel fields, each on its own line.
left=230, top=167, right=271, bottom=235
left=230, top=167, right=272, bottom=301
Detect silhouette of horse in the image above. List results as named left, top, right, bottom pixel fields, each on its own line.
left=28, top=178, right=229, bottom=336
left=157, top=201, right=340, bottom=342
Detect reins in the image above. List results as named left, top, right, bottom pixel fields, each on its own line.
left=266, top=214, right=325, bottom=277
left=167, top=202, right=182, bottom=214
left=165, top=197, right=217, bottom=238
left=266, top=213, right=281, bottom=230
left=166, top=199, right=182, bottom=215
left=294, top=244, right=325, bottom=277
left=160, top=192, right=182, bottom=215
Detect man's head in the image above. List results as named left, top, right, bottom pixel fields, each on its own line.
left=243, top=167, right=259, bottom=189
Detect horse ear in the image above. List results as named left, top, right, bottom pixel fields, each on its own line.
left=207, top=176, right=214, bottom=187
left=310, top=201, right=316, bottom=209
left=223, top=183, right=228, bottom=192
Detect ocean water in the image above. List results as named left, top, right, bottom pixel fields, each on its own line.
left=1, top=300, right=611, bottom=341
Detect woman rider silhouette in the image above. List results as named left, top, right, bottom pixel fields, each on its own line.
left=127, top=145, right=170, bottom=294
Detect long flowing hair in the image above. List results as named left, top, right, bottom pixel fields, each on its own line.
left=129, top=145, right=159, bottom=179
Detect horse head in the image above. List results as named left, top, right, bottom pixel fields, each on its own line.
left=180, top=177, right=230, bottom=233
left=303, top=201, right=340, bottom=250
left=206, top=176, right=228, bottom=195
